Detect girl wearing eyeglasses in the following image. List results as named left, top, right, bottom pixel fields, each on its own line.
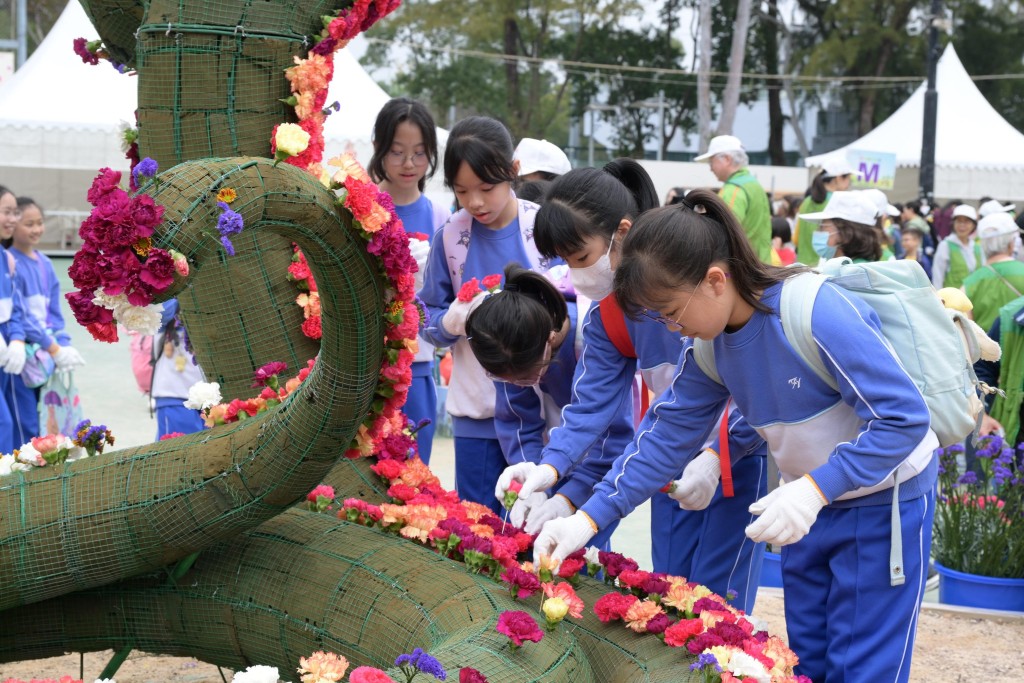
left=0, top=185, right=27, bottom=451
left=465, top=262, right=631, bottom=548
left=494, top=160, right=768, bottom=613
left=536, top=189, right=937, bottom=683
left=369, top=98, right=450, bottom=464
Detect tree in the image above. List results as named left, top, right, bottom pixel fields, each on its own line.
left=363, top=0, right=642, bottom=141
left=0, top=0, right=64, bottom=57
left=714, top=0, right=753, bottom=136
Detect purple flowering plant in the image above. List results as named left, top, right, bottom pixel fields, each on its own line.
left=933, top=434, right=1024, bottom=578
left=394, top=647, right=447, bottom=681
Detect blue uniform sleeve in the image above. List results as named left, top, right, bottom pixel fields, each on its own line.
left=13, top=272, right=52, bottom=348
left=493, top=381, right=547, bottom=465
left=44, top=259, right=70, bottom=346
left=581, top=347, right=731, bottom=530
left=555, top=400, right=635, bottom=509
left=6, top=285, right=26, bottom=342
left=541, top=304, right=638, bottom=478
left=419, top=228, right=459, bottom=348
left=804, top=285, right=931, bottom=501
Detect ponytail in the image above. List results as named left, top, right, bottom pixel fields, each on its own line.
left=535, top=158, right=657, bottom=258
left=615, top=189, right=805, bottom=317
left=466, top=263, right=568, bottom=379
left=809, top=171, right=828, bottom=204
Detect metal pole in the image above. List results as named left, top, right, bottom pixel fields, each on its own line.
left=588, top=108, right=595, bottom=167
left=919, top=0, right=941, bottom=202
left=656, top=90, right=665, bottom=161
left=15, top=0, right=27, bottom=67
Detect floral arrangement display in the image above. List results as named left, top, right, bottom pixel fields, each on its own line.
left=934, top=435, right=1024, bottom=578
left=314, top=451, right=809, bottom=682
left=0, top=420, right=115, bottom=478
left=66, top=163, right=177, bottom=342
left=231, top=646, right=470, bottom=683
left=288, top=245, right=322, bottom=340
left=72, top=36, right=130, bottom=73
left=270, top=0, right=402, bottom=178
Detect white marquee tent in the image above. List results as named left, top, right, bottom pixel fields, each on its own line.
left=0, top=1, right=447, bottom=223
left=805, top=44, right=1024, bottom=201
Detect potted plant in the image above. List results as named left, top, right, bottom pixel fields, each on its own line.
left=933, top=435, right=1024, bottom=611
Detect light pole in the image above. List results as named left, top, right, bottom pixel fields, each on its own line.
left=919, top=0, right=942, bottom=203
left=0, top=0, right=27, bottom=68
left=585, top=103, right=618, bottom=167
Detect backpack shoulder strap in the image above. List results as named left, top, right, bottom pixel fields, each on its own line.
left=441, top=211, right=472, bottom=290
left=691, top=339, right=723, bottom=385
left=779, top=271, right=838, bottom=390
left=598, top=294, right=636, bottom=359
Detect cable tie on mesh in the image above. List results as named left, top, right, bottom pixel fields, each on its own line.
left=165, top=22, right=173, bottom=36
left=234, top=24, right=247, bottom=38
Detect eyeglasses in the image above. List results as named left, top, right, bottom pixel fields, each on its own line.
left=485, top=341, right=552, bottom=387
left=0, top=209, right=21, bottom=219
left=642, top=278, right=704, bottom=331
left=386, top=150, right=429, bottom=167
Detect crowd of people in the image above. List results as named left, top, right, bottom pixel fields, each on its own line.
left=5, top=106, right=1023, bottom=680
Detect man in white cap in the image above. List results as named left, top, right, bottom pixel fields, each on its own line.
left=513, top=138, right=572, bottom=182
left=932, top=204, right=982, bottom=289
left=963, top=212, right=1024, bottom=332
left=695, top=135, right=772, bottom=262
left=978, top=198, right=1016, bottom=219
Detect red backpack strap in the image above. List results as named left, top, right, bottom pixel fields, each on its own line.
left=718, top=398, right=734, bottom=498
left=599, top=294, right=649, bottom=426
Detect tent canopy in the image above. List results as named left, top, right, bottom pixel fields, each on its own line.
left=806, top=44, right=1024, bottom=172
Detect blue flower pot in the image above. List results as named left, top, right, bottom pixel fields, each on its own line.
left=760, top=550, right=783, bottom=588
left=935, top=562, right=1024, bottom=612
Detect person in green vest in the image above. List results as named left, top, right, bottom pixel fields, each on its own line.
left=694, top=135, right=772, bottom=263
left=962, top=212, right=1024, bottom=332
left=979, top=294, right=1024, bottom=448
left=931, top=204, right=982, bottom=289
left=795, top=190, right=882, bottom=263
left=793, top=158, right=857, bottom=265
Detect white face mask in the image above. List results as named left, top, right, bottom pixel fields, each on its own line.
left=570, top=235, right=616, bottom=301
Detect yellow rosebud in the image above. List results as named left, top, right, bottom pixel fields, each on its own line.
left=274, top=123, right=311, bottom=159
left=542, top=596, right=569, bottom=626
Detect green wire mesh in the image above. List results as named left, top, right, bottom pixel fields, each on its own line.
left=0, top=509, right=702, bottom=682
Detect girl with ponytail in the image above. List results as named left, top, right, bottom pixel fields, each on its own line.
left=496, top=161, right=768, bottom=613
left=536, top=189, right=938, bottom=683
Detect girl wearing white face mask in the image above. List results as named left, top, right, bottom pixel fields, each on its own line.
left=494, top=159, right=768, bottom=613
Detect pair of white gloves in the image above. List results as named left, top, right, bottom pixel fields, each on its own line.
left=0, top=337, right=86, bottom=375
left=506, top=452, right=828, bottom=567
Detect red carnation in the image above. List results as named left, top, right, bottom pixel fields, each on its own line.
left=593, top=592, right=638, bottom=623
left=456, top=277, right=482, bottom=302
left=302, top=315, right=322, bottom=339
left=481, top=273, right=502, bottom=291
left=663, top=618, right=705, bottom=647
left=459, top=668, right=488, bottom=683
left=495, top=610, right=544, bottom=648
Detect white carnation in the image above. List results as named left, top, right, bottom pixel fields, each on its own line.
left=15, top=443, right=45, bottom=467
left=184, top=381, right=222, bottom=411
left=116, top=303, right=163, bottom=335
left=0, top=454, right=27, bottom=476
left=92, top=292, right=129, bottom=311
left=584, top=545, right=601, bottom=566
left=66, top=445, right=90, bottom=463
left=231, top=665, right=280, bottom=683
left=726, top=650, right=771, bottom=682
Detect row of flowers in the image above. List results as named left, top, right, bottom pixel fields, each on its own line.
left=0, top=420, right=114, bottom=478
left=234, top=646, right=487, bottom=683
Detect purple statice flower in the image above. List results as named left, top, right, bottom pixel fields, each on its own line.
left=220, top=235, right=236, bottom=256
left=689, top=652, right=721, bottom=673
left=395, top=647, right=447, bottom=681
left=132, top=157, right=158, bottom=185
left=957, top=471, right=978, bottom=486
left=216, top=202, right=244, bottom=236
left=726, top=588, right=738, bottom=602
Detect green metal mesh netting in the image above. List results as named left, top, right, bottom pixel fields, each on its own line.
left=0, top=0, right=707, bottom=679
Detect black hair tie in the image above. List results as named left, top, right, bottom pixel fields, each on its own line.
left=504, top=282, right=519, bottom=292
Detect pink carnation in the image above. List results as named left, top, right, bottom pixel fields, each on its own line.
left=496, top=610, right=544, bottom=647
left=307, top=485, right=335, bottom=502
left=349, top=667, right=397, bottom=683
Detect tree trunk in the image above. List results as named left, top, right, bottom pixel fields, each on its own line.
left=715, top=0, right=753, bottom=136
left=503, top=18, right=521, bottom=130
left=765, top=0, right=786, bottom=165
left=696, top=0, right=713, bottom=151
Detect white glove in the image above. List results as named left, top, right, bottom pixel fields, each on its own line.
left=409, top=238, right=431, bottom=291
left=533, top=511, right=597, bottom=568
left=519, top=463, right=560, bottom=499
left=53, top=345, right=86, bottom=371
left=2, top=340, right=25, bottom=375
left=510, top=491, right=549, bottom=528
left=441, top=292, right=488, bottom=338
left=668, top=449, right=721, bottom=510
left=524, top=494, right=575, bottom=535
left=495, top=462, right=542, bottom=502
left=745, top=476, right=828, bottom=546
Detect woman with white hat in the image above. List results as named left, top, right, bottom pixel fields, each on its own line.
left=794, top=157, right=857, bottom=265
left=962, top=212, right=1024, bottom=332
left=932, top=204, right=982, bottom=289
left=799, top=191, right=883, bottom=264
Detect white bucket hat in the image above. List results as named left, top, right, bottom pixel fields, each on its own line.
left=821, top=157, right=862, bottom=179
left=514, top=138, right=571, bottom=177
left=694, top=135, right=744, bottom=162
left=977, top=212, right=1019, bottom=239
left=799, top=191, right=879, bottom=226
left=952, top=204, right=979, bottom=222
left=978, top=199, right=1015, bottom=218
left=860, top=188, right=899, bottom=218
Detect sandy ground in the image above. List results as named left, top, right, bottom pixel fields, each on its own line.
left=3, top=591, right=1022, bottom=682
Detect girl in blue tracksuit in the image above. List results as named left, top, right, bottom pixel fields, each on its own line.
left=535, top=190, right=937, bottom=682
left=5, top=197, right=87, bottom=440
left=497, top=160, right=768, bottom=613
left=368, top=98, right=450, bottom=464
left=419, top=116, right=565, bottom=515
left=0, top=185, right=27, bottom=452
left=465, top=263, right=633, bottom=549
